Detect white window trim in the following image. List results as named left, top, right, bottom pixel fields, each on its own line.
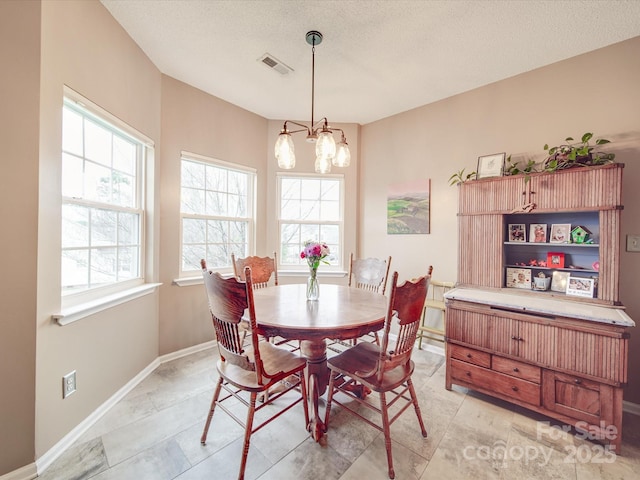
left=53, top=283, right=161, bottom=326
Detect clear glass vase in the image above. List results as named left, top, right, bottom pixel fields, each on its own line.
left=307, top=267, right=319, bottom=301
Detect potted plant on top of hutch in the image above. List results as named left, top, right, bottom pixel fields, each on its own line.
left=444, top=134, right=634, bottom=454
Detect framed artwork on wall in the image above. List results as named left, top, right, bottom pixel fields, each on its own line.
left=387, top=179, right=430, bottom=234
left=476, top=152, right=506, bottom=179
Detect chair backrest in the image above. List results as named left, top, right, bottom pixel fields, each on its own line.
left=232, top=252, right=278, bottom=289
left=348, top=253, right=392, bottom=294
left=201, top=259, right=271, bottom=384
left=377, top=270, right=430, bottom=382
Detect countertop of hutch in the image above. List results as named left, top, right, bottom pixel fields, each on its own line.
left=444, top=287, right=635, bottom=327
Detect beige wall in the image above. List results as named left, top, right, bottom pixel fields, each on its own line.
left=359, top=37, right=640, bottom=402
left=35, top=0, right=162, bottom=461
left=158, top=75, right=269, bottom=355
left=0, top=0, right=40, bottom=474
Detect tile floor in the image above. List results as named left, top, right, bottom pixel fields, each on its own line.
left=38, top=346, right=640, bottom=480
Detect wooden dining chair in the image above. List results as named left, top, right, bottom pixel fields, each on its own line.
left=345, top=253, right=392, bottom=346
left=324, top=270, right=430, bottom=479
left=200, top=260, right=309, bottom=480
left=232, top=251, right=278, bottom=288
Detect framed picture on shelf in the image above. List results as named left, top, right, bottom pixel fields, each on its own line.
left=476, top=152, right=505, bottom=179
left=530, top=223, right=548, bottom=243
left=566, top=277, right=595, bottom=298
left=550, top=224, right=571, bottom=244
left=547, top=252, right=565, bottom=269
left=508, top=224, right=526, bottom=242
left=551, top=271, right=570, bottom=292
left=506, top=267, right=532, bottom=289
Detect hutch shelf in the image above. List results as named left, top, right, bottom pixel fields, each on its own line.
left=445, top=164, right=635, bottom=453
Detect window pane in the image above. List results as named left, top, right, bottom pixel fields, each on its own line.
left=113, top=136, right=136, bottom=175
left=183, top=218, right=206, bottom=243
left=62, top=108, right=83, bottom=157
left=91, top=209, right=117, bottom=247
left=205, top=191, right=227, bottom=216
left=90, top=248, right=117, bottom=286
left=62, top=204, right=89, bottom=248
left=84, top=161, right=112, bottom=203
left=181, top=187, right=205, bottom=215
left=228, top=193, right=245, bottom=217
left=228, top=171, right=246, bottom=196
left=84, top=119, right=112, bottom=167
left=206, top=165, right=227, bottom=192
left=300, top=200, right=320, bottom=220
left=62, top=249, right=88, bottom=292
left=207, top=220, right=226, bottom=244
left=118, top=246, right=139, bottom=280
left=206, top=244, right=230, bottom=268
left=182, top=161, right=205, bottom=189
left=118, top=212, right=139, bottom=245
left=301, top=179, right=321, bottom=199
left=62, top=153, right=84, bottom=198
left=321, top=200, right=339, bottom=221
left=183, top=244, right=206, bottom=271
left=113, top=171, right=134, bottom=208
left=321, top=180, right=340, bottom=201
left=229, top=221, right=247, bottom=245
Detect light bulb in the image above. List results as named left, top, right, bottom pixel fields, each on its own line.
left=275, top=132, right=296, bottom=169
left=333, top=140, right=351, bottom=167
left=315, top=155, right=332, bottom=174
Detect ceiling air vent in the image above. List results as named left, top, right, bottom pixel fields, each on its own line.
left=258, top=53, right=293, bottom=75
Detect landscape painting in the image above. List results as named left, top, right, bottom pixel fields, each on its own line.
left=387, top=179, right=430, bottom=234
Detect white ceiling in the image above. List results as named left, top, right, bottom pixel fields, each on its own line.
left=100, top=0, right=640, bottom=125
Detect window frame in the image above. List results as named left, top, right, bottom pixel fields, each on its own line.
left=276, top=172, right=345, bottom=272
left=179, top=151, right=256, bottom=277
left=61, top=89, right=153, bottom=308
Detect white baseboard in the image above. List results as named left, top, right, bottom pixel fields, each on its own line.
left=419, top=342, right=445, bottom=356
left=0, top=463, right=37, bottom=480
left=623, top=400, right=640, bottom=416
left=34, top=340, right=216, bottom=476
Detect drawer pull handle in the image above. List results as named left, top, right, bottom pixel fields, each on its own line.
left=512, top=386, right=519, bottom=392
left=511, top=336, right=524, bottom=342
left=466, top=371, right=471, bottom=376
left=513, top=368, right=519, bottom=372
left=466, top=354, right=472, bottom=358
left=574, top=379, right=582, bottom=385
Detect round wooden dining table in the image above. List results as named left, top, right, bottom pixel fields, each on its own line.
left=252, top=283, right=388, bottom=441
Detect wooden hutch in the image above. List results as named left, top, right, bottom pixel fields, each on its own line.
left=444, top=163, right=634, bottom=452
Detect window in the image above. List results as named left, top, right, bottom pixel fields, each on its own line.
left=278, top=174, right=343, bottom=269
left=61, top=96, right=149, bottom=299
left=180, top=153, right=255, bottom=275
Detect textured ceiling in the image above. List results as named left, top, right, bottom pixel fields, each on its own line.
left=101, top=0, right=640, bottom=125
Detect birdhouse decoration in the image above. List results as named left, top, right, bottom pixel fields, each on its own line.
left=570, top=225, right=591, bottom=244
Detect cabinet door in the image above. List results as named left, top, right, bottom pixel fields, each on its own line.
left=542, top=370, right=603, bottom=425
left=458, top=214, right=503, bottom=288
left=529, top=164, right=623, bottom=211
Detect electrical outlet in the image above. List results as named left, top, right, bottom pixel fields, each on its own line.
left=63, top=371, right=76, bottom=398
left=627, top=235, right=640, bottom=252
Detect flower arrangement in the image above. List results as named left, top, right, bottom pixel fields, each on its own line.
left=300, top=241, right=330, bottom=270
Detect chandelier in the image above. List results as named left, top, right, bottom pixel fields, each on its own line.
left=274, top=31, right=351, bottom=174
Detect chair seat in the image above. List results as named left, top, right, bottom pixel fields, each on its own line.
left=328, top=342, right=414, bottom=392
left=218, top=341, right=306, bottom=392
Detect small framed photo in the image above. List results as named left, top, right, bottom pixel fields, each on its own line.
left=550, top=224, right=571, bottom=244
left=508, top=224, right=526, bottom=242
left=530, top=224, right=548, bottom=243
left=566, top=277, right=595, bottom=298
left=506, top=267, right=532, bottom=289
left=551, top=271, right=570, bottom=292
left=476, top=152, right=506, bottom=179
left=547, top=252, right=565, bottom=269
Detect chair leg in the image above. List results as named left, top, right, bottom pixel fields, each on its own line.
left=379, top=391, right=395, bottom=479
left=201, top=377, right=224, bottom=445
left=237, top=392, right=258, bottom=480
left=323, top=371, right=336, bottom=432
left=299, top=370, right=310, bottom=428
left=407, top=378, right=428, bottom=437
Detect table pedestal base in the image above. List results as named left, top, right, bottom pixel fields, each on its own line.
left=300, top=339, right=329, bottom=441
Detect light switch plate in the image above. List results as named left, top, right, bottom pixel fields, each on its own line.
left=627, top=235, right=640, bottom=252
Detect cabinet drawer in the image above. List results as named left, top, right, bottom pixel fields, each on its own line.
left=492, top=356, right=541, bottom=384
left=451, top=359, right=541, bottom=406
left=449, top=344, right=491, bottom=368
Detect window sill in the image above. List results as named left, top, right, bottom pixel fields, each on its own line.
left=53, top=283, right=162, bottom=326
left=279, top=270, right=348, bottom=278
left=173, top=273, right=234, bottom=287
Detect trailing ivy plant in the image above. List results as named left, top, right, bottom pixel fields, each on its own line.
left=504, top=155, right=537, bottom=184
left=448, top=168, right=476, bottom=186
left=543, top=132, right=615, bottom=172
